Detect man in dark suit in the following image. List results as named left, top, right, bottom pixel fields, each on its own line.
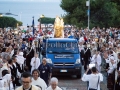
left=8, top=59, right=16, bottom=89
left=26, top=48, right=34, bottom=71
left=12, top=56, right=21, bottom=86
left=83, top=42, right=91, bottom=71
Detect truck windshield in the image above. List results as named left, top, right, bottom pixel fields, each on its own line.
left=47, top=42, right=79, bottom=54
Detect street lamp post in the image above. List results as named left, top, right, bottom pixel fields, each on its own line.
left=86, top=0, right=90, bottom=30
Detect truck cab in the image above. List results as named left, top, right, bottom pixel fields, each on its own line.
left=46, top=38, right=82, bottom=78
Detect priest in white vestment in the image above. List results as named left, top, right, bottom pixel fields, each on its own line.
left=31, top=69, right=47, bottom=90
left=16, top=52, right=25, bottom=71
left=91, top=50, right=102, bottom=72
left=0, top=79, right=6, bottom=90
left=2, top=73, right=14, bottom=90
left=45, top=77, right=62, bottom=90
left=15, top=72, right=41, bottom=90
left=30, top=53, right=40, bottom=73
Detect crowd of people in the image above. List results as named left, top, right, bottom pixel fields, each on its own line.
left=0, top=26, right=120, bottom=90
left=0, top=28, right=61, bottom=90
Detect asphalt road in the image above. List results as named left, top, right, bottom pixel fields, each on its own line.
left=40, top=54, right=108, bottom=90
left=53, top=66, right=108, bottom=90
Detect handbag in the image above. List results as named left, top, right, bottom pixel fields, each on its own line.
left=89, top=75, right=100, bottom=90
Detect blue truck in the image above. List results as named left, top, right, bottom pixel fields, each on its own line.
left=45, top=38, right=82, bottom=78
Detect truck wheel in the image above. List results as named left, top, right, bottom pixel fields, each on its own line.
left=77, top=74, right=81, bottom=78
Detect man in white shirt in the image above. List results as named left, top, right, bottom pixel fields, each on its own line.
left=45, top=77, right=62, bottom=90
left=82, top=67, right=103, bottom=90
left=21, top=33, right=25, bottom=39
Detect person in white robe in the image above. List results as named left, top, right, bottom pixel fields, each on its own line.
left=31, top=53, right=40, bottom=73
left=2, top=73, right=14, bottom=90
left=90, top=42, right=97, bottom=56
left=82, top=67, right=103, bottom=90
left=1, top=69, right=14, bottom=90
left=107, top=56, right=117, bottom=74
left=0, top=56, right=3, bottom=78
left=16, top=51, right=25, bottom=71
left=0, top=78, right=6, bottom=90
left=10, top=49, right=14, bottom=59
left=15, top=72, right=41, bottom=90
left=91, top=50, right=102, bottom=72
left=0, top=60, right=11, bottom=77
left=31, top=69, right=47, bottom=90
left=45, top=77, right=62, bottom=90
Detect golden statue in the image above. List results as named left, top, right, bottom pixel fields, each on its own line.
left=54, top=16, right=64, bottom=38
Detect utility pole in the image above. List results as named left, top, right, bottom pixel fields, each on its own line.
left=86, top=0, right=90, bottom=30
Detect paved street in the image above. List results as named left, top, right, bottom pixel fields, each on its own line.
left=54, top=66, right=108, bottom=90
left=39, top=54, right=108, bottom=90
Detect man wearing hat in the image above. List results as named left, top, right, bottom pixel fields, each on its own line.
left=83, top=42, right=91, bottom=71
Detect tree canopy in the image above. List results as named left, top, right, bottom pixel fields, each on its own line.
left=38, top=17, right=55, bottom=24
left=60, top=0, right=120, bottom=28
left=0, top=16, right=22, bottom=28
left=17, top=21, right=23, bottom=26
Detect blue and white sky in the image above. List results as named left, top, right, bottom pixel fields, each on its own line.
left=0, top=0, right=61, bottom=2
left=0, top=0, right=64, bottom=26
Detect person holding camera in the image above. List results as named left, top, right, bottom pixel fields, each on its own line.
left=82, top=67, right=103, bottom=90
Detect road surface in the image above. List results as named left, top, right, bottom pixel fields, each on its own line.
left=54, top=66, right=108, bottom=90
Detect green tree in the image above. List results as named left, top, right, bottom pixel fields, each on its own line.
left=38, top=17, right=55, bottom=24
left=0, top=16, right=18, bottom=28
left=17, top=21, right=23, bottom=26
left=60, top=0, right=87, bottom=28
left=60, top=0, right=120, bottom=28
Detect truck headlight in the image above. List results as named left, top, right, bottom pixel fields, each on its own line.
left=46, top=58, right=52, bottom=64
left=75, top=59, right=81, bottom=64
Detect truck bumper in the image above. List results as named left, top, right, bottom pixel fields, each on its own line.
left=51, top=66, right=82, bottom=75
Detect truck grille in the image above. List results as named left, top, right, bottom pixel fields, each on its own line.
left=54, top=63, right=74, bottom=66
